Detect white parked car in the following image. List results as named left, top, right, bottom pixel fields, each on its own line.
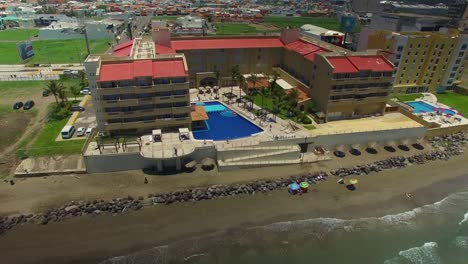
left=76, top=127, right=86, bottom=137
left=85, top=127, right=93, bottom=136
left=80, top=89, right=91, bottom=95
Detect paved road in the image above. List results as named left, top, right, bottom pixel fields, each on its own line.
left=0, top=64, right=84, bottom=81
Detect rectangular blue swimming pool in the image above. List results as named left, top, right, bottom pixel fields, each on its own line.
left=192, top=102, right=263, bottom=141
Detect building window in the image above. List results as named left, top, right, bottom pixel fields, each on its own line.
left=452, top=66, right=459, bottom=71
left=462, top=44, right=467, bottom=50
left=440, top=44, right=445, bottom=49
left=450, top=73, right=456, bottom=78
left=397, top=46, right=404, bottom=52
left=455, top=59, right=461, bottom=64
left=459, top=51, right=464, bottom=57
left=417, top=44, right=421, bottom=48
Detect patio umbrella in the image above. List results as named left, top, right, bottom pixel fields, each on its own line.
left=349, top=179, right=358, bottom=185
left=201, top=158, right=216, bottom=171
left=300, top=182, right=309, bottom=189
left=288, top=182, right=301, bottom=192
left=185, top=160, right=197, bottom=171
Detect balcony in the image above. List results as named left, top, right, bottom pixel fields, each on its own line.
left=104, top=118, right=191, bottom=131
left=97, top=82, right=190, bottom=96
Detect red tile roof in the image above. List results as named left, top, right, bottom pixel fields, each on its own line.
left=326, top=57, right=359, bottom=73
left=347, top=56, right=394, bottom=72
left=155, top=44, right=176, bottom=54
left=170, top=38, right=284, bottom=50
left=98, top=59, right=186, bottom=82
left=285, top=40, right=322, bottom=55
left=327, top=56, right=394, bottom=73
left=304, top=49, right=326, bottom=62
left=112, top=40, right=133, bottom=57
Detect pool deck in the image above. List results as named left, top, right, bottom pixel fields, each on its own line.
left=308, top=113, right=424, bottom=136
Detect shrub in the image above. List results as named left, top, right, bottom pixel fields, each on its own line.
left=47, top=103, right=71, bottom=121
left=302, top=116, right=312, bottom=124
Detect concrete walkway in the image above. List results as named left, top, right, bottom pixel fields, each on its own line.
left=421, top=92, right=437, bottom=104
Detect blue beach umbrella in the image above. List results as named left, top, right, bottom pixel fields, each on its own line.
left=288, top=183, right=300, bottom=191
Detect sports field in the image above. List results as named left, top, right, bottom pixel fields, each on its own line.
left=0, top=39, right=110, bottom=64
left=0, top=29, right=38, bottom=41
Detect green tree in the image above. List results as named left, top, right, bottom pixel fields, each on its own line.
left=246, top=74, right=258, bottom=109
left=58, top=87, right=68, bottom=106
left=69, top=85, right=81, bottom=101
left=269, top=70, right=279, bottom=92
left=78, top=70, right=86, bottom=86
left=236, top=73, right=245, bottom=106
left=46, top=80, right=61, bottom=105
left=287, top=88, right=299, bottom=110
left=230, top=65, right=239, bottom=95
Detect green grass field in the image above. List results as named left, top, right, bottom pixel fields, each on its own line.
left=0, top=79, right=82, bottom=100
left=0, top=39, right=110, bottom=64
left=214, top=23, right=258, bottom=35
left=303, top=125, right=316, bottom=130
left=25, top=116, right=86, bottom=157
left=436, top=92, right=468, bottom=116
left=265, top=16, right=340, bottom=31
left=152, top=15, right=182, bottom=21
left=394, top=93, right=423, bottom=102
left=0, top=29, right=39, bottom=41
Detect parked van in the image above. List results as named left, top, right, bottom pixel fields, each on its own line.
left=61, top=125, right=75, bottom=139
left=85, top=127, right=93, bottom=136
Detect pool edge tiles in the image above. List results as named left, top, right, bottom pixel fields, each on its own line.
left=191, top=101, right=264, bottom=141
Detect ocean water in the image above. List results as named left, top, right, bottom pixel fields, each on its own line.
left=101, top=192, right=468, bottom=264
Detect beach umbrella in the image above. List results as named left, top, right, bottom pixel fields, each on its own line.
left=201, top=158, right=216, bottom=171
left=349, top=179, right=358, bottom=185
left=185, top=160, right=197, bottom=171
left=288, top=183, right=300, bottom=191
left=300, top=182, right=309, bottom=189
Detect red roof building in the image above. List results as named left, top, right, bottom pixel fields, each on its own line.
left=326, top=56, right=394, bottom=73
left=98, top=59, right=187, bottom=82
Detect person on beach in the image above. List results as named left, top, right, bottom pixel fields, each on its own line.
left=405, top=192, right=413, bottom=199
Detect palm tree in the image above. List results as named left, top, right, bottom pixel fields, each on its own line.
left=214, top=68, right=220, bottom=96
left=235, top=73, right=245, bottom=106
left=57, top=86, right=68, bottom=106
left=69, top=85, right=81, bottom=101
left=259, top=87, right=266, bottom=111
left=246, top=74, right=258, bottom=109
left=269, top=70, right=279, bottom=93
left=78, top=70, right=86, bottom=86
left=230, top=65, right=239, bottom=96
left=46, top=80, right=61, bottom=105
left=288, top=88, right=299, bottom=110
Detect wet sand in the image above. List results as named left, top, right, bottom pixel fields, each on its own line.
left=0, top=151, right=467, bottom=264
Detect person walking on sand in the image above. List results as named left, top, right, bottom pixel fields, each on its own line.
left=405, top=192, right=413, bottom=200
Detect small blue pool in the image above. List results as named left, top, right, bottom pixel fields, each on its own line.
left=192, top=102, right=263, bottom=141
left=406, top=101, right=456, bottom=115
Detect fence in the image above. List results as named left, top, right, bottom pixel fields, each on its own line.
left=0, top=74, right=59, bottom=82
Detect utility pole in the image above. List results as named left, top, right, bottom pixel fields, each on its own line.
left=83, top=28, right=90, bottom=56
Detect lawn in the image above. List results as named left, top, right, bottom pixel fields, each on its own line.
left=394, top=93, right=423, bottom=102
left=24, top=113, right=86, bottom=157
left=0, top=28, right=38, bottom=41
left=265, top=16, right=340, bottom=31
left=303, top=125, right=316, bottom=130
left=0, top=39, right=110, bottom=64
left=214, top=23, right=258, bottom=35
left=152, top=15, right=182, bottom=21
left=436, top=92, right=468, bottom=116
left=0, top=79, right=82, bottom=100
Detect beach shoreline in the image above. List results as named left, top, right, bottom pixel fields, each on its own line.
left=0, top=150, right=467, bottom=264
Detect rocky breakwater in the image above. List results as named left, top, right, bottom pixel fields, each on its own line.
left=149, top=172, right=329, bottom=205
left=0, top=196, right=144, bottom=234
left=331, top=132, right=467, bottom=177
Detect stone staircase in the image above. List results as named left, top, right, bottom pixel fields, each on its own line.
left=217, top=144, right=302, bottom=170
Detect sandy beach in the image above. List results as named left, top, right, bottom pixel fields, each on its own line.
left=0, top=149, right=467, bottom=264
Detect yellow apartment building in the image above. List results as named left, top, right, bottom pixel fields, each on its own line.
left=367, top=29, right=468, bottom=94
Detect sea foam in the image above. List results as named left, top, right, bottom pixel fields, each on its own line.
left=458, top=212, right=468, bottom=226
left=384, top=242, right=441, bottom=264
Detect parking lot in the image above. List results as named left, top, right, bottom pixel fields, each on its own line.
left=56, top=96, right=96, bottom=141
